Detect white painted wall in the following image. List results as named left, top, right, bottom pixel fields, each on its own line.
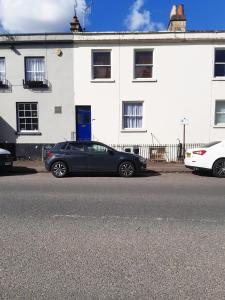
left=0, top=36, right=74, bottom=144
left=74, top=33, right=225, bottom=144
left=1, top=32, right=225, bottom=146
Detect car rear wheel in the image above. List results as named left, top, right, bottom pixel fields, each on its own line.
left=51, top=161, right=68, bottom=178
left=212, top=159, right=225, bottom=178
left=118, top=161, right=135, bottom=177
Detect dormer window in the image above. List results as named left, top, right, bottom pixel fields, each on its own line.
left=24, top=57, right=47, bottom=88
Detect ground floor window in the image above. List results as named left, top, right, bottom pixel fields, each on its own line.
left=215, top=100, right=225, bottom=125
left=122, top=102, right=143, bottom=129
left=17, top=102, right=39, bottom=132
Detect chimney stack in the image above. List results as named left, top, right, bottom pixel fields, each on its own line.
left=168, top=4, right=186, bottom=32
left=70, top=15, right=83, bottom=33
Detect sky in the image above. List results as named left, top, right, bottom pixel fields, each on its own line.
left=0, top=0, right=225, bottom=34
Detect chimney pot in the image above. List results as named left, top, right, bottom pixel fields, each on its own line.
left=170, top=5, right=177, bottom=18
left=177, top=4, right=184, bottom=16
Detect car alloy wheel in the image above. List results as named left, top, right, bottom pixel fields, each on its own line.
left=119, top=161, right=135, bottom=177
left=51, top=161, right=68, bottom=178
left=212, top=158, right=225, bottom=178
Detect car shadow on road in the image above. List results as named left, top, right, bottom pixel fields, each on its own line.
left=0, top=166, right=38, bottom=177
left=67, top=170, right=161, bottom=178
left=192, top=170, right=214, bottom=177
left=133, top=170, right=161, bottom=177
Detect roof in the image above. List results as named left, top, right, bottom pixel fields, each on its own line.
left=1, top=30, right=225, bottom=45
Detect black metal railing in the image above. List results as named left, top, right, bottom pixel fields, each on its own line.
left=110, top=143, right=204, bottom=162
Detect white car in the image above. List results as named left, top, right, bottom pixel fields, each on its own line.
left=185, top=141, right=225, bottom=177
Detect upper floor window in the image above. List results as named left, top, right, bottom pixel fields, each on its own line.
left=122, top=102, right=143, bottom=129
left=215, top=100, right=225, bottom=125
left=134, top=50, right=153, bottom=79
left=214, top=49, right=225, bottom=77
left=25, top=57, right=45, bottom=81
left=92, top=51, right=111, bottom=79
left=0, top=58, right=6, bottom=82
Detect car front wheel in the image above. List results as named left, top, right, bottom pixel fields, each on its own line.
left=51, top=161, right=68, bottom=178
left=212, top=158, right=225, bottom=178
left=118, top=161, right=135, bottom=177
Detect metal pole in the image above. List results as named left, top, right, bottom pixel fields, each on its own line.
left=183, top=124, right=186, bottom=159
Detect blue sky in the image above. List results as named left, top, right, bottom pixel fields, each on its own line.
left=89, top=0, right=225, bottom=32
left=0, top=0, right=225, bottom=34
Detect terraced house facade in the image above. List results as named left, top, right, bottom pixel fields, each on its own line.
left=0, top=5, right=225, bottom=158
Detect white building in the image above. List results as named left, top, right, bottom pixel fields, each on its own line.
left=0, top=5, right=225, bottom=158
left=0, top=33, right=74, bottom=157
left=73, top=31, right=225, bottom=145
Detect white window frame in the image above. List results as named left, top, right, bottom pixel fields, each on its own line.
left=25, top=57, right=45, bottom=82
left=134, top=49, right=153, bottom=80
left=214, top=48, right=225, bottom=78
left=92, top=50, right=112, bottom=80
left=121, top=101, right=146, bottom=132
left=17, top=102, right=39, bottom=133
left=214, top=100, right=225, bottom=127
left=0, top=57, right=6, bottom=82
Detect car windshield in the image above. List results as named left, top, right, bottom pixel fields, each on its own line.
left=204, top=141, right=221, bottom=148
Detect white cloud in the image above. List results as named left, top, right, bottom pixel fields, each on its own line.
left=0, top=0, right=87, bottom=33
left=125, top=0, right=165, bottom=31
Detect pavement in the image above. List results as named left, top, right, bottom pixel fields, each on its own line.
left=10, top=160, right=192, bottom=174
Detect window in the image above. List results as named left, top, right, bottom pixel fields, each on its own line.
left=214, top=49, right=225, bottom=77
left=92, top=51, right=111, bottom=79
left=86, top=143, right=108, bottom=153
left=67, top=143, right=84, bottom=151
left=0, top=58, right=6, bottom=81
left=122, top=102, right=143, bottom=129
left=215, top=101, right=225, bottom=125
left=17, top=103, right=39, bottom=132
left=134, top=50, right=153, bottom=79
left=25, top=57, right=45, bottom=81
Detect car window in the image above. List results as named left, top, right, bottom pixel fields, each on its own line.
left=52, top=143, right=66, bottom=151
left=204, top=141, right=221, bottom=148
left=67, top=143, right=84, bottom=151
left=86, top=144, right=108, bottom=153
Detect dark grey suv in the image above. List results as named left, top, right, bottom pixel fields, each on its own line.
left=45, top=141, right=147, bottom=178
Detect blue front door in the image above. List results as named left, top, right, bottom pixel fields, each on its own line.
left=76, top=106, right=91, bottom=141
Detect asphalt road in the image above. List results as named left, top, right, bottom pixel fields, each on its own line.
left=0, top=172, right=225, bottom=299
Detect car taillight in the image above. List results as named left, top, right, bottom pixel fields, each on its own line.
left=193, top=150, right=207, bottom=155
left=47, top=150, right=54, bottom=158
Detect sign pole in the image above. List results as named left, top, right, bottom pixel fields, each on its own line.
left=180, top=117, right=189, bottom=160
left=183, top=123, right=186, bottom=159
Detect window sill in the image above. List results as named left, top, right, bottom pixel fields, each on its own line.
left=121, top=129, right=147, bottom=133
left=212, top=77, right=225, bottom=81
left=132, top=78, right=157, bottom=83
left=16, top=132, right=42, bottom=136
left=213, top=125, right=225, bottom=128
left=91, top=79, right=115, bottom=83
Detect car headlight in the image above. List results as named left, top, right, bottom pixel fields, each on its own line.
left=138, top=156, right=146, bottom=163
